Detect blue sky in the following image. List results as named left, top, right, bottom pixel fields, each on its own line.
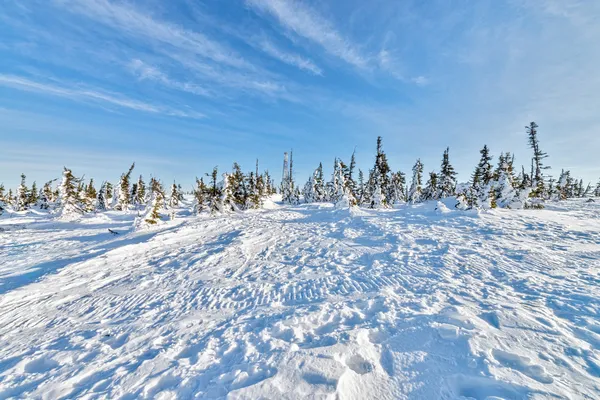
left=1, top=0, right=599, bottom=189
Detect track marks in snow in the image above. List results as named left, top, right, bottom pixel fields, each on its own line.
left=1, top=200, right=600, bottom=398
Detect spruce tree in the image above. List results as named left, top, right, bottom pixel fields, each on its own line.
left=471, top=145, right=494, bottom=207
left=135, top=175, right=146, bottom=206
left=438, top=147, right=457, bottom=198
left=347, top=151, right=358, bottom=200
left=526, top=122, right=549, bottom=198
left=357, top=169, right=365, bottom=205
left=264, top=170, right=274, bottom=196
left=106, top=182, right=114, bottom=203
left=494, top=155, right=517, bottom=208
left=227, top=162, right=247, bottom=210
left=0, top=184, right=6, bottom=215
left=595, top=178, right=600, bottom=197
left=16, top=173, right=29, bottom=211
left=314, top=163, right=325, bottom=201
left=97, top=182, right=108, bottom=211
left=40, top=181, right=54, bottom=209
left=246, top=172, right=262, bottom=209
left=58, top=167, right=84, bottom=217
left=408, top=159, right=424, bottom=203
left=207, top=166, right=222, bottom=213
left=86, top=178, right=97, bottom=200
left=169, top=182, right=180, bottom=208
left=28, top=181, right=39, bottom=207
left=193, top=177, right=207, bottom=213
left=374, top=136, right=391, bottom=199
left=302, top=174, right=315, bottom=203
left=144, top=178, right=164, bottom=225
left=423, top=172, right=439, bottom=201
left=389, top=171, right=407, bottom=205
left=116, top=162, right=135, bottom=211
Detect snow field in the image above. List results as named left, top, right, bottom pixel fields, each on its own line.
left=0, top=199, right=599, bottom=399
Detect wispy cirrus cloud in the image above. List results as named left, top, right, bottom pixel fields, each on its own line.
left=246, top=0, right=369, bottom=69
left=128, top=59, right=213, bottom=98
left=55, top=0, right=252, bottom=70
left=0, top=74, right=205, bottom=118
left=255, top=38, right=323, bottom=76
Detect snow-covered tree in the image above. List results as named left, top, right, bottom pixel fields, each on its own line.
left=246, top=172, right=262, bottom=209
left=388, top=171, right=406, bottom=205
left=364, top=136, right=391, bottom=208
left=207, top=167, right=222, bottom=213
left=143, top=178, right=165, bottom=225
left=408, top=159, right=424, bottom=203
left=526, top=122, right=549, bottom=199
left=28, top=181, right=39, bottom=208
left=423, top=172, right=439, bottom=201
left=96, top=182, right=108, bottom=211
left=39, top=181, right=54, bottom=210
left=16, top=173, right=29, bottom=211
left=169, top=182, right=181, bottom=209
left=347, top=151, right=358, bottom=200
left=0, top=184, right=6, bottom=215
left=556, top=170, right=573, bottom=200
left=438, top=147, right=457, bottom=198
left=193, top=177, right=207, bottom=214
left=494, top=154, right=518, bottom=208
left=595, top=178, right=600, bottom=197
left=356, top=169, right=365, bottom=205
left=116, top=162, right=135, bottom=211
left=58, top=167, right=84, bottom=218
left=134, top=175, right=146, bottom=207
left=470, top=145, right=494, bottom=208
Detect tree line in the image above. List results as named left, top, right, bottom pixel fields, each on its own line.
left=282, top=122, right=599, bottom=209
left=0, top=122, right=598, bottom=223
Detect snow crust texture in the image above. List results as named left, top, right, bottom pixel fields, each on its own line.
left=1, top=199, right=600, bottom=399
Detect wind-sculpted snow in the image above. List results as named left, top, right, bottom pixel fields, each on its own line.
left=1, top=199, right=599, bottom=399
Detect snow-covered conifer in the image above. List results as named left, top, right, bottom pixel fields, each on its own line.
left=357, top=169, right=365, bottom=205
left=388, top=171, right=407, bottom=205
left=471, top=145, right=494, bottom=208
left=58, top=167, right=84, bottom=218
left=438, top=148, right=457, bottom=198
left=116, top=163, right=135, bottom=211
left=97, top=182, right=108, bottom=211
left=246, top=172, right=262, bottom=209
left=39, top=181, right=54, bottom=210
left=423, top=172, right=439, bottom=201
left=143, top=178, right=165, bottom=225
left=0, top=184, right=6, bottom=215
left=169, top=182, right=180, bottom=208
left=347, top=151, right=358, bottom=200
left=526, top=122, right=549, bottom=199
left=193, top=177, right=207, bottom=213
left=16, top=173, right=29, bottom=211
left=408, top=159, right=424, bottom=203
left=28, top=181, right=39, bottom=208
left=135, top=175, right=146, bottom=206
left=205, top=167, right=222, bottom=213
left=494, top=154, right=518, bottom=208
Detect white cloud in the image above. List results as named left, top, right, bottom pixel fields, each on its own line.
left=256, top=39, right=323, bottom=75
left=0, top=74, right=205, bottom=118
left=246, top=0, right=368, bottom=69
left=128, top=59, right=213, bottom=97
left=55, top=0, right=251, bottom=70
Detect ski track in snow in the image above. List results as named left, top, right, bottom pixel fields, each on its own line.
left=1, top=199, right=600, bottom=399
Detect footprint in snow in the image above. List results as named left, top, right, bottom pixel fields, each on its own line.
left=492, top=349, right=554, bottom=384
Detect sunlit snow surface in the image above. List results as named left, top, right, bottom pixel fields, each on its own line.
left=1, top=199, right=599, bottom=399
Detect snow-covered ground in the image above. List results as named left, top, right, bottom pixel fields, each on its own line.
left=1, top=199, right=600, bottom=399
